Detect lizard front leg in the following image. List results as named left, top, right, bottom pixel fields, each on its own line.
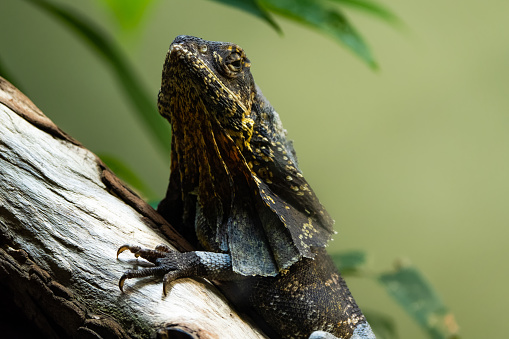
left=117, top=244, right=241, bottom=294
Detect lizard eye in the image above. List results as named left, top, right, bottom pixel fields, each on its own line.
left=225, top=52, right=243, bottom=75
left=229, top=59, right=242, bottom=70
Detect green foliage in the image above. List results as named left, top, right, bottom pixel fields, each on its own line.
left=378, top=265, right=460, bottom=339
left=23, top=0, right=171, bottom=157
left=211, top=0, right=389, bottom=68
left=209, top=0, right=282, bottom=33
left=263, top=0, right=377, bottom=68
left=95, top=0, right=156, bottom=32
left=329, top=250, right=367, bottom=275
left=208, top=0, right=403, bottom=68
left=329, top=0, right=400, bottom=24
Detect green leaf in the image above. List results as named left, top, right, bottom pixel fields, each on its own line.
left=259, top=0, right=377, bottom=68
left=378, top=265, right=460, bottom=339
left=363, top=309, right=398, bottom=339
left=23, top=0, right=171, bottom=156
left=95, top=0, right=156, bottom=31
left=328, top=0, right=400, bottom=24
left=209, top=0, right=282, bottom=34
left=99, top=154, right=157, bottom=200
left=330, top=250, right=367, bottom=275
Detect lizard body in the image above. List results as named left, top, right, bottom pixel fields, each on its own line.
left=119, top=35, right=375, bottom=339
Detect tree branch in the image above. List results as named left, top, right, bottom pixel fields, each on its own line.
left=0, top=77, right=266, bottom=339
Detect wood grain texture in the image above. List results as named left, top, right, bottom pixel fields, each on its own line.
left=0, top=77, right=265, bottom=339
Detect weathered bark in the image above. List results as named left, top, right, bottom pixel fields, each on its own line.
left=0, top=77, right=266, bottom=339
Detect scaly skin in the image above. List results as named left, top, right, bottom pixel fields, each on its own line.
left=119, top=35, right=375, bottom=339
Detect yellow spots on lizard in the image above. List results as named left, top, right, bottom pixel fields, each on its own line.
left=285, top=165, right=296, bottom=172
left=260, top=189, right=276, bottom=206
left=298, top=218, right=316, bottom=242
left=279, top=268, right=290, bottom=276
left=214, top=89, right=223, bottom=99
left=285, top=175, right=293, bottom=181
left=256, top=165, right=274, bottom=184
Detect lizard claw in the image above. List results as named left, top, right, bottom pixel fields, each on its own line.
left=117, top=244, right=140, bottom=258
left=162, top=270, right=186, bottom=296
left=118, top=266, right=171, bottom=293
left=163, top=274, right=171, bottom=296
left=117, top=244, right=169, bottom=262
left=119, top=273, right=128, bottom=292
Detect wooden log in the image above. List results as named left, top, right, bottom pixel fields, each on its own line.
left=0, top=77, right=266, bottom=339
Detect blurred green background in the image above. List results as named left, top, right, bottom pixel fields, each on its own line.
left=1, top=0, right=508, bottom=338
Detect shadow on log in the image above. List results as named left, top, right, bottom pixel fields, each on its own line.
left=0, top=77, right=266, bottom=339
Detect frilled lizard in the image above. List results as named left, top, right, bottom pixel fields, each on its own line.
left=118, top=35, right=375, bottom=339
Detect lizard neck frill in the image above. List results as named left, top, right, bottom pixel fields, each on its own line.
left=239, top=89, right=335, bottom=263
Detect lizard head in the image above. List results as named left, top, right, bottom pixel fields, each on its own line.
left=158, top=35, right=256, bottom=147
